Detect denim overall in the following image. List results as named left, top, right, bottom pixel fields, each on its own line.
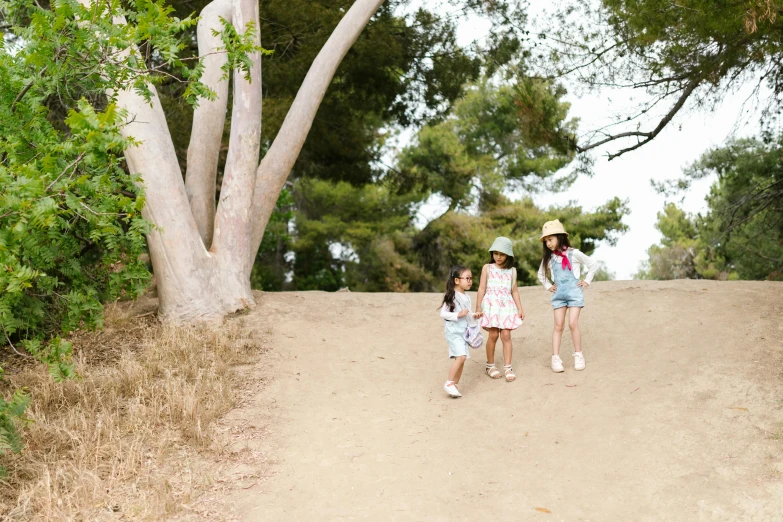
left=550, top=249, right=584, bottom=309
left=444, top=295, right=470, bottom=359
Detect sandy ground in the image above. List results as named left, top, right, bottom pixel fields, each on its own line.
left=217, top=280, right=783, bottom=521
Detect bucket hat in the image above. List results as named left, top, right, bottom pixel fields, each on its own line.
left=488, top=236, right=514, bottom=257
left=540, top=220, right=569, bottom=241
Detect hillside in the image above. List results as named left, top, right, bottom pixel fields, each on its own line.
left=211, top=280, right=783, bottom=521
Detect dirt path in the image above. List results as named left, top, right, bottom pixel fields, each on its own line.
left=219, top=281, right=783, bottom=521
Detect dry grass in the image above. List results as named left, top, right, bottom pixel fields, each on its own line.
left=0, top=301, right=263, bottom=521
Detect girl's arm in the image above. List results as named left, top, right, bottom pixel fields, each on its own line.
left=574, top=249, right=599, bottom=286
left=537, top=261, right=553, bottom=290
left=441, top=293, right=469, bottom=320
left=475, top=264, right=488, bottom=313
left=510, top=267, right=526, bottom=319
left=439, top=303, right=460, bottom=321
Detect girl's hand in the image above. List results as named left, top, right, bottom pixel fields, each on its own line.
left=548, top=285, right=557, bottom=293
left=472, top=312, right=483, bottom=318
left=458, top=309, right=469, bottom=318
left=518, top=310, right=525, bottom=320
left=577, top=280, right=589, bottom=288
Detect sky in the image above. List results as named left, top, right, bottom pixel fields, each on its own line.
left=410, top=0, right=763, bottom=280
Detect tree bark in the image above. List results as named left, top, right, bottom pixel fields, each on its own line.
left=211, top=0, right=263, bottom=307
left=185, top=0, right=232, bottom=248
left=116, top=85, right=227, bottom=322
left=248, top=0, right=387, bottom=265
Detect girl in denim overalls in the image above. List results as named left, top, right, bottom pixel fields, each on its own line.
left=537, top=220, right=598, bottom=373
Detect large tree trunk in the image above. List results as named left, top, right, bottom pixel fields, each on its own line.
left=109, top=0, right=386, bottom=322
left=116, top=84, right=227, bottom=321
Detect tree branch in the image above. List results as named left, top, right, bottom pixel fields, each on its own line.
left=724, top=178, right=783, bottom=232
left=45, top=151, right=86, bottom=192
left=10, top=66, right=47, bottom=113
left=576, top=75, right=703, bottom=160
left=738, top=243, right=783, bottom=267
left=249, top=0, right=387, bottom=264
left=2, top=325, right=29, bottom=358
left=212, top=0, right=263, bottom=279
left=184, top=0, right=232, bottom=248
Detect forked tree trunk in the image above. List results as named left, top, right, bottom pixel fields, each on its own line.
left=109, top=0, right=386, bottom=322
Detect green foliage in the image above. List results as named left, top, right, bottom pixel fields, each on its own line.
left=548, top=0, right=783, bottom=280
left=638, top=136, right=783, bottom=280
left=591, top=261, right=615, bottom=282
left=636, top=204, right=701, bottom=280
left=257, top=0, right=483, bottom=185
left=252, top=77, right=626, bottom=293
left=211, top=18, right=270, bottom=82
left=260, top=185, right=628, bottom=293
left=0, top=385, right=30, bottom=473
left=289, top=178, right=428, bottom=292
left=245, top=1, right=528, bottom=289
left=395, top=79, right=578, bottom=211
left=596, top=0, right=783, bottom=93
left=159, top=0, right=488, bottom=177
left=250, top=188, right=294, bottom=292
left=414, top=197, right=629, bottom=288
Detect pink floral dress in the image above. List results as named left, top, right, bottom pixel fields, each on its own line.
left=480, top=264, right=523, bottom=330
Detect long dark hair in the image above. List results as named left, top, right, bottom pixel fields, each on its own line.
left=489, top=252, right=515, bottom=270
left=440, top=265, right=469, bottom=312
left=542, top=233, right=571, bottom=280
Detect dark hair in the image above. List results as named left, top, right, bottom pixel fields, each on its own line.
left=440, top=265, right=469, bottom=312
left=542, top=233, right=571, bottom=280
left=489, top=251, right=515, bottom=270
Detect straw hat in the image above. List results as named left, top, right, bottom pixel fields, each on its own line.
left=540, top=219, right=568, bottom=241
left=488, top=237, right=514, bottom=257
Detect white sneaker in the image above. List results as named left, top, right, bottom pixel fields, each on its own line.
left=551, top=355, right=564, bottom=373
left=573, top=352, right=586, bottom=371
left=444, top=381, right=462, bottom=398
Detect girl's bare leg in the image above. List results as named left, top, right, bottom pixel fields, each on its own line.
left=486, top=328, right=499, bottom=364
left=568, top=307, right=583, bottom=352
left=500, top=329, right=513, bottom=366
left=448, top=356, right=467, bottom=383
left=453, top=358, right=466, bottom=384
left=552, top=307, right=567, bottom=355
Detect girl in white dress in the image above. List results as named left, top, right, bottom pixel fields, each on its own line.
left=476, top=237, right=526, bottom=382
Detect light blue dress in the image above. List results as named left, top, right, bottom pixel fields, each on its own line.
left=440, top=292, right=471, bottom=359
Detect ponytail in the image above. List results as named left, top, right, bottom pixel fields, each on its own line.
left=440, top=265, right=468, bottom=312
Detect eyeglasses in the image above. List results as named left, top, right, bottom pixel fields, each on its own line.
left=458, top=276, right=473, bottom=281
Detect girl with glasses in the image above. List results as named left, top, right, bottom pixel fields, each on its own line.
left=439, top=265, right=483, bottom=398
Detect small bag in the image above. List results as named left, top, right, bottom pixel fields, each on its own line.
left=463, top=314, right=484, bottom=349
